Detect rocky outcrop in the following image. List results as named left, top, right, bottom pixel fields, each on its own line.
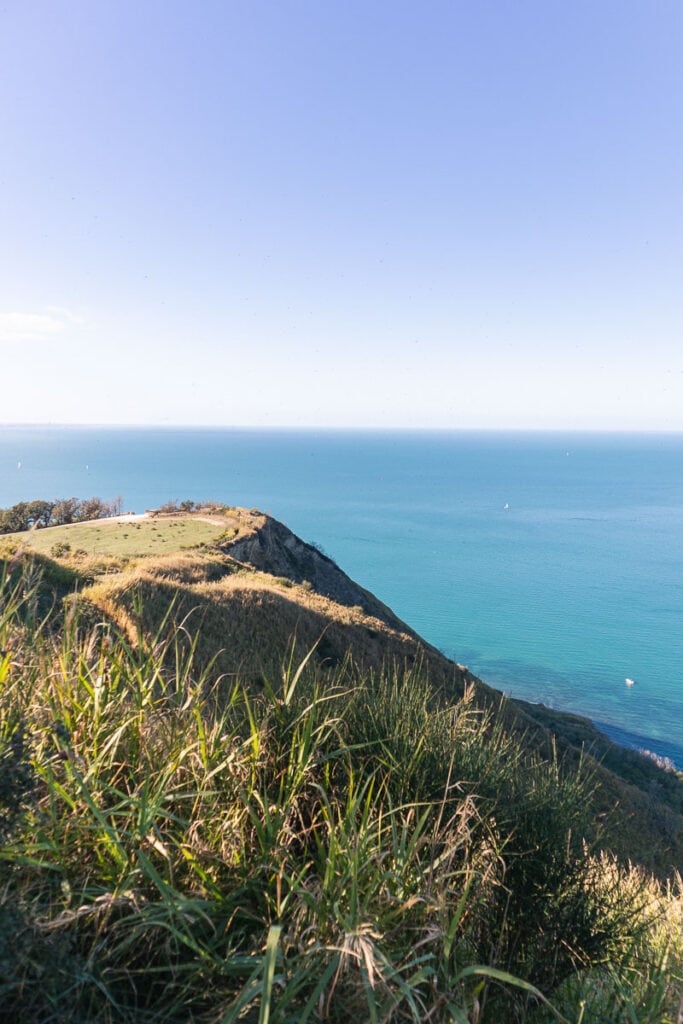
left=221, top=515, right=419, bottom=637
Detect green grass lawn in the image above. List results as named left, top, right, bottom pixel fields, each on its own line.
left=8, top=515, right=227, bottom=557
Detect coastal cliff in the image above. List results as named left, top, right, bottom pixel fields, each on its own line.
left=221, top=514, right=422, bottom=637
left=3, top=503, right=681, bottom=877
left=1, top=505, right=682, bottom=1022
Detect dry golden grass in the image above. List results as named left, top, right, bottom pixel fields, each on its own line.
left=82, top=551, right=436, bottom=687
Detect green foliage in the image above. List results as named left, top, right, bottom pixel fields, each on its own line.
left=0, top=496, right=123, bottom=534
left=0, top=565, right=679, bottom=1023
left=0, top=574, right=35, bottom=840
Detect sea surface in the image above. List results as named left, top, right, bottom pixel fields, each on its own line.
left=2, top=426, right=682, bottom=767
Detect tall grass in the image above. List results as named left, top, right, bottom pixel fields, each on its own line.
left=0, top=561, right=680, bottom=1022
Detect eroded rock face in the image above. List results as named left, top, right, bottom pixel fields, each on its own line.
left=222, top=515, right=416, bottom=636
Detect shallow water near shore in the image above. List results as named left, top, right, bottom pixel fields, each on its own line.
left=2, top=425, right=682, bottom=767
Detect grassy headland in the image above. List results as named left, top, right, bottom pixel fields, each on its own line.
left=0, top=506, right=681, bottom=1022
left=12, top=514, right=227, bottom=557
left=2, top=505, right=262, bottom=559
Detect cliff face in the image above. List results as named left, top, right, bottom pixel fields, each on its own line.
left=221, top=515, right=420, bottom=638
left=6, top=505, right=683, bottom=878
left=219, top=514, right=683, bottom=877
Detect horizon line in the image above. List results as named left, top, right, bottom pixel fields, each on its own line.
left=1, top=422, right=683, bottom=435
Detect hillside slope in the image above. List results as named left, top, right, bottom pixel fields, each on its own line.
left=222, top=514, right=423, bottom=638
left=4, top=505, right=683, bottom=877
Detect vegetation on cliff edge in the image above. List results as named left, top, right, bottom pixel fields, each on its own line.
left=0, top=561, right=681, bottom=1023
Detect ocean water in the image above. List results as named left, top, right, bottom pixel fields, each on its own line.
left=1, top=426, right=682, bottom=767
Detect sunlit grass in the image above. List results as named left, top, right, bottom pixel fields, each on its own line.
left=0, top=561, right=680, bottom=1023
left=6, top=515, right=228, bottom=558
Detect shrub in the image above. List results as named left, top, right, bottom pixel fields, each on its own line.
left=273, top=576, right=293, bottom=588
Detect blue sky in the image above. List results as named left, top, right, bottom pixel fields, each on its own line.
left=2, top=0, right=682, bottom=428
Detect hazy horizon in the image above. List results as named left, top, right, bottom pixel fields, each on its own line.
left=3, top=423, right=683, bottom=436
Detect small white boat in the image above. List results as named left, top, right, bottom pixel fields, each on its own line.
left=503, top=502, right=510, bottom=511
left=625, top=677, right=635, bottom=687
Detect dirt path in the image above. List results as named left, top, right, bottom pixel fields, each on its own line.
left=79, top=512, right=150, bottom=527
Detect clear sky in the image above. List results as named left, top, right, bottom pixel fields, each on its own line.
left=2, top=0, right=682, bottom=429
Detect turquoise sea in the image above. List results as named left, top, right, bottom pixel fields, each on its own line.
left=1, top=426, right=682, bottom=767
